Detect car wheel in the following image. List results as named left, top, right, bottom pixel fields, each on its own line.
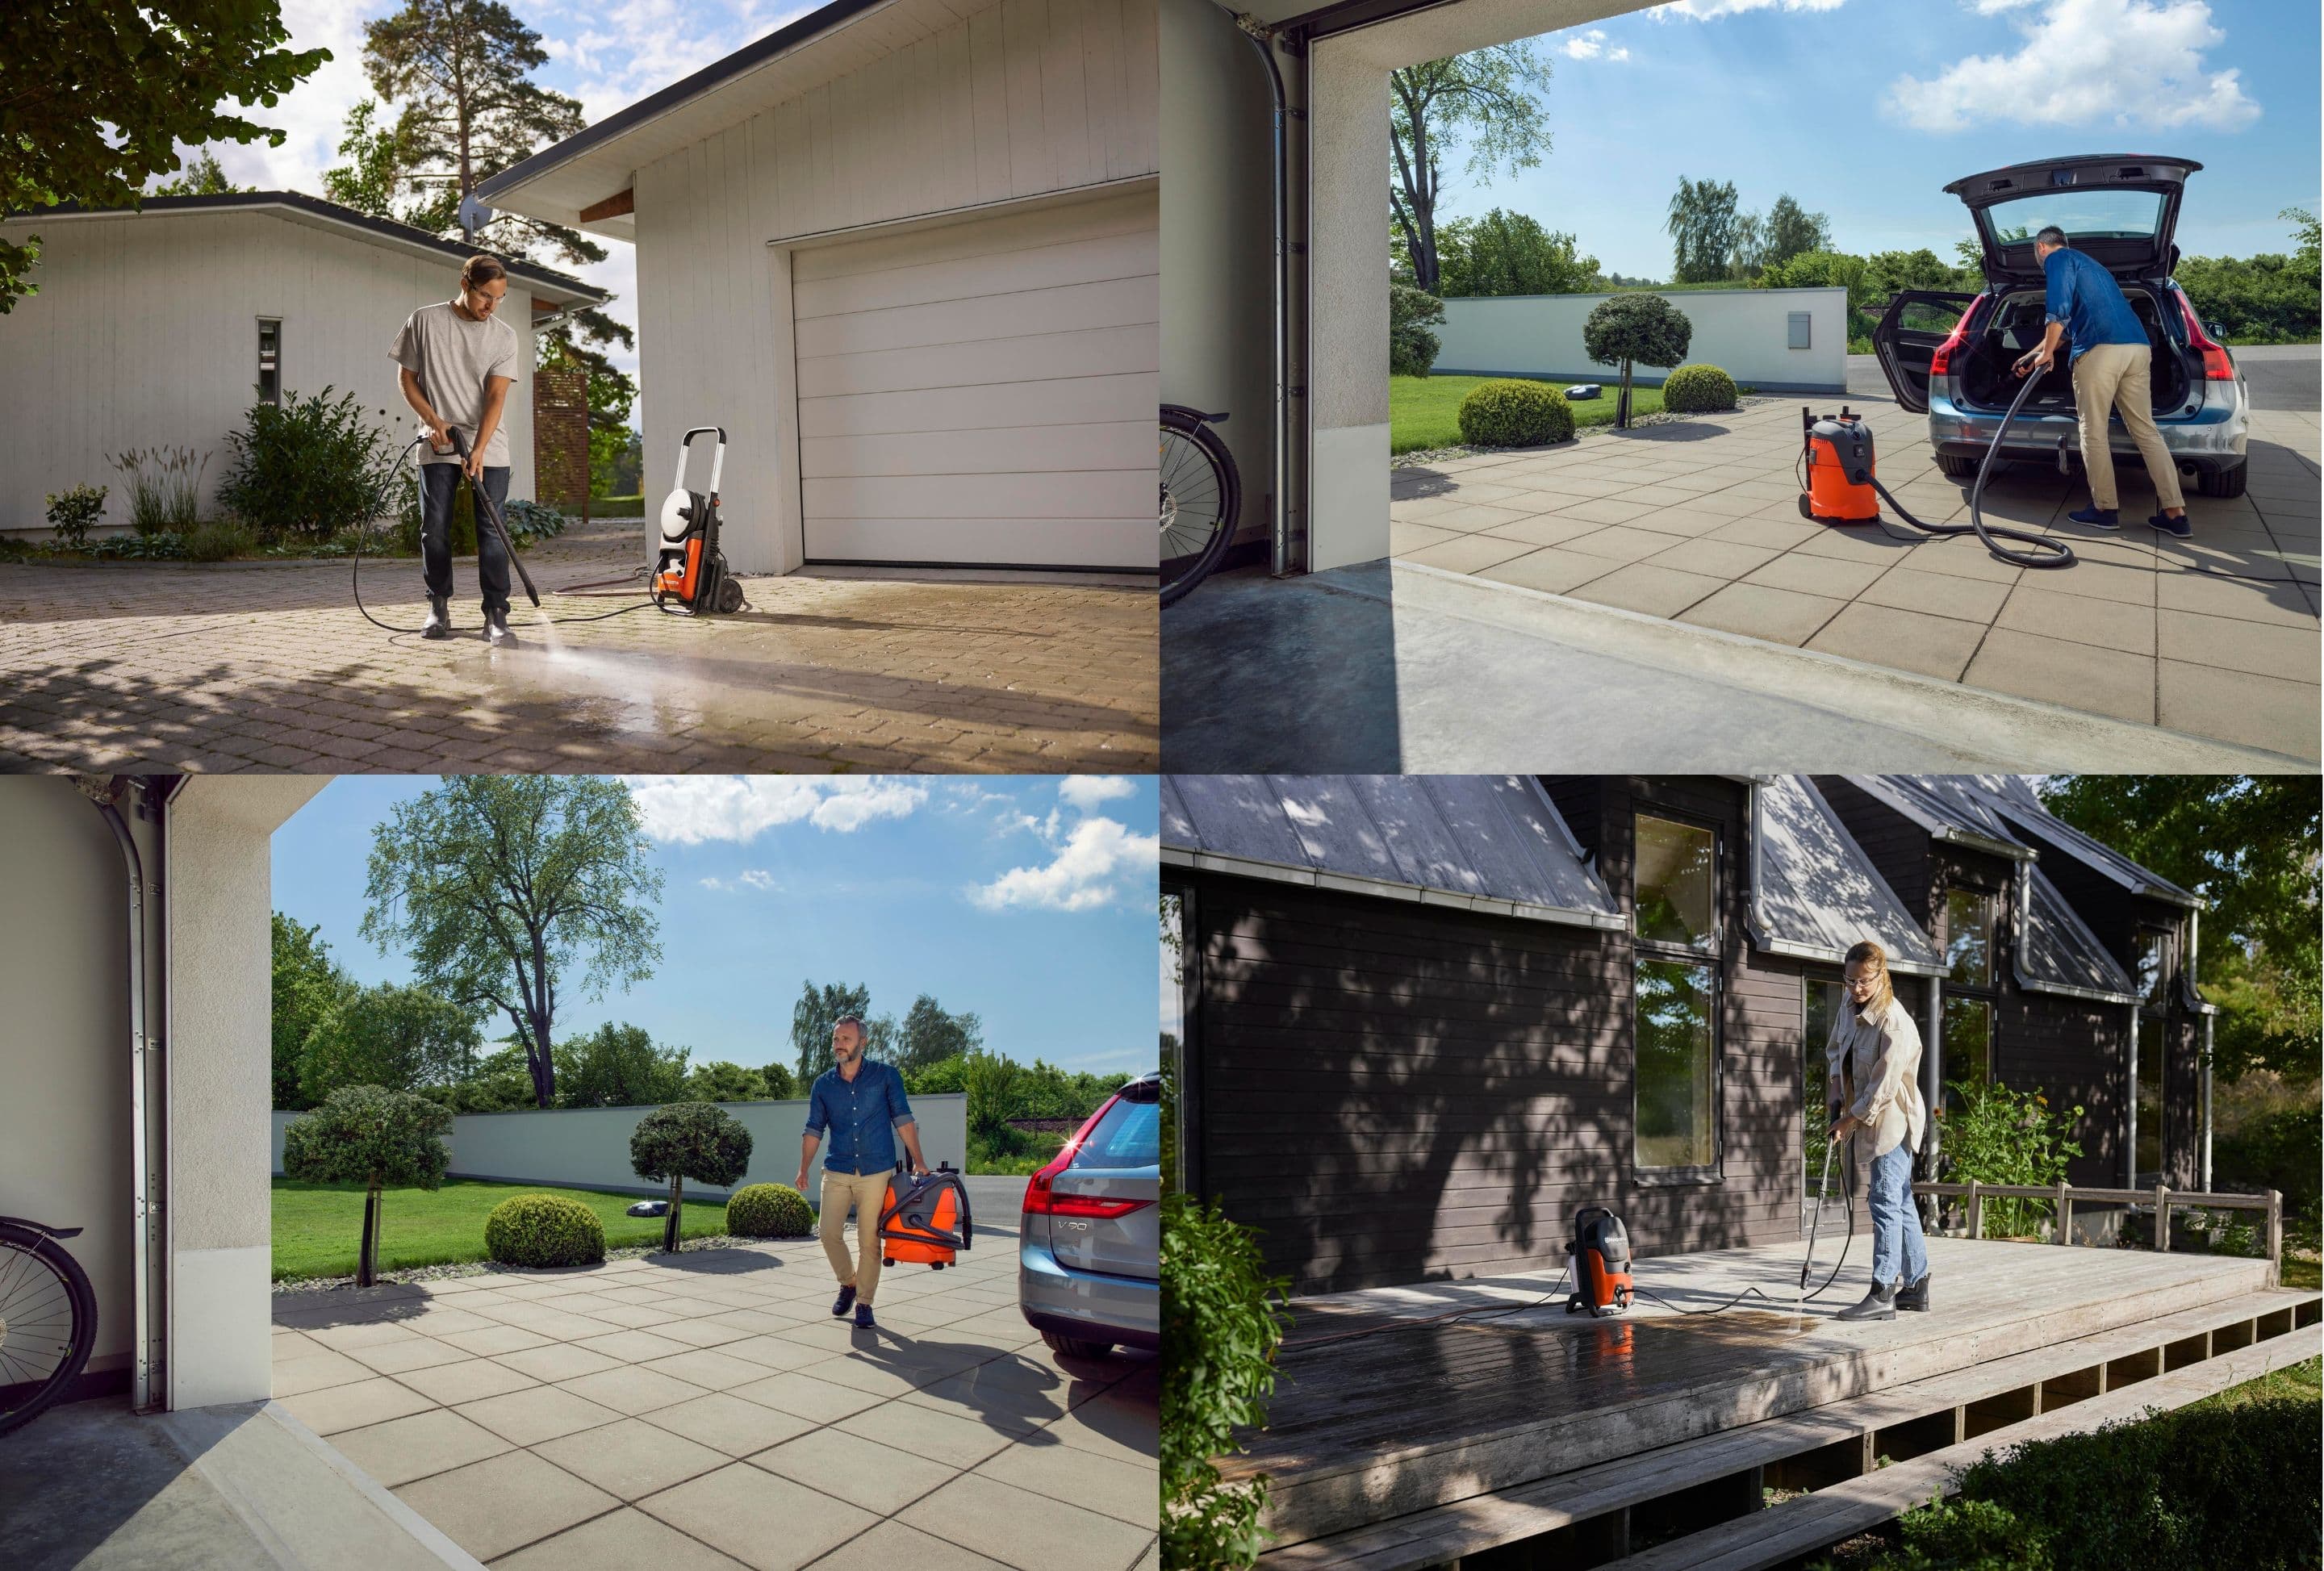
left=2197, top=462, right=2247, bottom=499
left=1936, top=453, right=1981, bottom=478
left=1041, top=1330, right=1114, bottom=1360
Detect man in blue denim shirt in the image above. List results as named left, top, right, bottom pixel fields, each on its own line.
left=795, top=1015, right=926, bottom=1328
left=2014, top=225, right=2190, bottom=537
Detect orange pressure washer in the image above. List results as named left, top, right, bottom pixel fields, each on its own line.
left=1565, top=1205, right=1635, bottom=1318
left=652, top=427, right=747, bottom=615
left=878, top=1163, right=974, bottom=1270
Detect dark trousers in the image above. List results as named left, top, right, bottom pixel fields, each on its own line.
left=419, top=462, right=512, bottom=614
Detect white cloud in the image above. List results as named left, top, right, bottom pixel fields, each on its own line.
left=971, top=816, right=1159, bottom=913
left=1057, top=775, right=1138, bottom=811
left=1560, top=30, right=1632, bottom=60
left=629, top=777, right=928, bottom=842
left=1651, top=0, right=1846, bottom=19
left=1887, top=0, right=2259, bottom=133
left=699, top=868, right=778, bottom=892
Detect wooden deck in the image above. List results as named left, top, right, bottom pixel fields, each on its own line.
left=1227, top=1236, right=2312, bottom=1564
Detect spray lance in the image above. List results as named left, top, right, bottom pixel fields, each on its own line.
left=440, top=425, right=541, bottom=610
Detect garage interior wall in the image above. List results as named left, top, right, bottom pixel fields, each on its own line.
left=0, top=778, right=148, bottom=1393
left=632, top=0, right=1160, bottom=575
left=0, top=211, right=538, bottom=533
left=1160, top=0, right=1274, bottom=554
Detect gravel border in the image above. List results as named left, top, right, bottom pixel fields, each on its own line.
left=1390, top=395, right=1782, bottom=470
left=270, top=1231, right=797, bottom=1294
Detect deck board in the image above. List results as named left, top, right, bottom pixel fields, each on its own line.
left=1233, top=1236, right=2274, bottom=1546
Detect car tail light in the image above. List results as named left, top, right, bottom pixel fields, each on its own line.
left=1926, top=300, right=1978, bottom=378
left=2173, top=290, right=2235, bottom=380
left=1023, top=1095, right=1152, bottom=1218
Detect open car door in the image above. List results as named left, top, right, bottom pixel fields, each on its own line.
left=1872, top=290, right=1978, bottom=414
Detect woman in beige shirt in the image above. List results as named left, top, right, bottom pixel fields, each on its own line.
left=1826, top=940, right=1930, bottom=1322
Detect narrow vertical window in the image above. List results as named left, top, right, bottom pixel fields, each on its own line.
left=1632, top=813, right=1718, bottom=1174
left=257, top=318, right=282, bottom=406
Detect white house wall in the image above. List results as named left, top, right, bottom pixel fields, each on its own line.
left=1436, top=288, right=1849, bottom=395
left=0, top=211, right=537, bottom=534
left=633, top=0, right=1160, bottom=574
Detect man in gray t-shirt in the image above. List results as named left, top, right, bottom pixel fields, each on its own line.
left=390, top=255, right=524, bottom=643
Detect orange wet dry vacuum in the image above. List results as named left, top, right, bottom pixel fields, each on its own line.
left=879, top=1163, right=974, bottom=1270
left=1798, top=407, right=1883, bottom=524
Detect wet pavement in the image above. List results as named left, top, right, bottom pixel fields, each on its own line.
left=0, top=523, right=1156, bottom=772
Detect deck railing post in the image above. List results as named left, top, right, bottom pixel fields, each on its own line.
left=2267, top=1189, right=2282, bottom=1288
left=2055, top=1180, right=2072, bottom=1246
left=2154, top=1184, right=2170, bottom=1253
left=1967, top=1181, right=1983, bottom=1241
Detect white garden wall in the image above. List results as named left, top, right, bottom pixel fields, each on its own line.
left=272, top=1092, right=968, bottom=1201
left=1435, top=286, right=1849, bottom=395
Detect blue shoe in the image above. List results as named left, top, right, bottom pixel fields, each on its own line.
left=854, top=1302, right=876, bottom=1330
left=831, top=1285, right=856, bottom=1318
left=2067, top=505, right=2119, bottom=529
left=2148, top=510, right=2192, bottom=539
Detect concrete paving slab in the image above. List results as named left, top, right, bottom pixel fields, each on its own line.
left=899, top=1474, right=1154, bottom=1571
left=531, top=1417, right=734, bottom=1501
left=793, top=1519, right=1016, bottom=1571
left=1679, top=582, right=1847, bottom=646
left=491, top=1341, right=627, bottom=1383
left=558, top=1363, right=709, bottom=1416
left=972, top=1440, right=1160, bottom=1529
left=1962, top=629, right=2155, bottom=725
left=1998, top=583, right=2158, bottom=655
left=454, top=1385, right=625, bottom=1447
left=490, top=1506, right=751, bottom=1571
left=391, top=1448, right=617, bottom=1562
left=1565, top=562, right=1728, bottom=618
left=642, top=1390, right=821, bottom=1456
left=1805, top=601, right=1987, bottom=682
left=749, top=1427, right=961, bottom=1514
left=1857, top=566, right=2014, bottom=625
left=640, top=1462, right=880, bottom=1571
left=2157, top=661, right=2323, bottom=754
left=347, top=1335, right=478, bottom=1377
left=324, top=1408, right=514, bottom=1490
left=395, top=1356, right=543, bottom=1406
left=273, top=1347, right=378, bottom=1397
left=280, top=1374, right=443, bottom=1436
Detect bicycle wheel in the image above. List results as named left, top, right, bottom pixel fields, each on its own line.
left=1160, top=407, right=1241, bottom=607
left=0, top=1222, right=98, bottom=1438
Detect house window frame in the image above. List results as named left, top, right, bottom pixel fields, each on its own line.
left=257, top=317, right=283, bottom=406
left=1939, top=881, right=2000, bottom=1109
left=1801, top=970, right=1847, bottom=1226
left=1630, top=808, right=1722, bottom=1184
left=2130, top=917, right=2179, bottom=1183
left=1162, top=878, right=1199, bottom=1200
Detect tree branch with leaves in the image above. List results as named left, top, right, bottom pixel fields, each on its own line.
left=1390, top=45, right=1553, bottom=296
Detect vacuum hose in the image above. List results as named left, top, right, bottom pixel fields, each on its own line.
left=1864, top=367, right=2075, bottom=570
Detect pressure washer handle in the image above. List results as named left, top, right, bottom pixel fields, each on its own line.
left=442, top=427, right=541, bottom=608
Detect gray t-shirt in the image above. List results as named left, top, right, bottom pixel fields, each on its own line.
left=390, top=299, right=522, bottom=467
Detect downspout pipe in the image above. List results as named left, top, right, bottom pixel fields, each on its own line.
left=2125, top=1001, right=2138, bottom=1189
left=1921, top=975, right=1942, bottom=1228
left=1231, top=12, right=1294, bottom=576
left=85, top=779, right=156, bottom=1412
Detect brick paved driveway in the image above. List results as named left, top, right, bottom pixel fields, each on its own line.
left=270, top=1207, right=1156, bottom=1571
left=1390, top=396, right=2320, bottom=761
left=0, top=525, right=1156, bottom=772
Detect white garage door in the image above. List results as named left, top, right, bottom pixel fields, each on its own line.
left=792, top=186, right=1157, bottom=570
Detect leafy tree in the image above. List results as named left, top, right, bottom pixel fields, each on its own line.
left=906, top=1055, right=969, bottom=1097
left=437, top=1042, right=537, bottom=1112
left=685, top=1060, right=769, bottom=1103
left=1666, top=176, right=1741, bottom=285
left=362, top=777, right=663, bottom=1108
left=1728, top=208, right=1766, bottom=282
left=149, top=149, right=244, bottom=196
left=556, top=1022, right=689, bottom=1107
left=2283, top=205, right=2320, bottom=281
left=1761, top=194, right=1830, bottom=272
left=757, top=1061, right=797, bottom=1100
left=1389, top=284, right=1445, bottom=378
left=961, top=1049, right=1023, bottom=1148
left=899, top=995, right=984, bottom=1072
left=1436, top=210, right=1599, bottom=298
left=1582, top=293, right=1691, bottom=428
left=2038, top=776, right=2320, bottom=1083
left=792, top=980, right=872, bottom=1082
left=0, top=0, right=328, bottom=312
left=273, top=913, right=353, bottom=1110
left=629, top=1101, right=753, bottom=1251
left=300, top=983, right=481, bottom=1104
left=358, top=0, right=635, bottom=397
left=1390, top=45, right=1553, bottom=295
left=281, top=1086, right=453, bottom=1286
left=321, top=99, right=425, bottom=221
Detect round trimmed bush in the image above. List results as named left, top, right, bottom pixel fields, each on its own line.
left=1457, top=379, right=1575, bottom=449
left=484, top=1193, right=606, bottom=1268
left=725, top=1183, right=814, bottom=1239
left=1661, top=362, right=1739, bottom=414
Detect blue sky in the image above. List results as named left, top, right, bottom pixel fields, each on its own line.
left=270, top=775, right=1161, bottom=1076
left=1429, top=0, right=2320, bottom=279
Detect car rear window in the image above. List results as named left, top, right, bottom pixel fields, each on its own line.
left=1072, top=1097, right=1160, bottom=1169
left=1980, top=190, right=2163, bottom=246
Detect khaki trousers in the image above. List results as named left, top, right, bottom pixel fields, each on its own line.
left=820, top=1168, right=892, bottom=1306
left=2071, top=341, right=2185, bottom=512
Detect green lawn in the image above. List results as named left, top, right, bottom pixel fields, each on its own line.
left=1391, top=374, right=1668, bottom=456
left=272, top=1178, right=746, bottom=1281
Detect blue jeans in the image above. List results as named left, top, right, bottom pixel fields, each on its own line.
left=419, top=462, right=512, bottom=613
left=1868, top=1139, right=1929, bottom=1289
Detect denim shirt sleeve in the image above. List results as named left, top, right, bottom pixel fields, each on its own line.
left=802, top=1074, right=829, bottom=1138
left=2043, top=251, right=2075, bottom=328
left=886, top=1063, right=915, bottom=1128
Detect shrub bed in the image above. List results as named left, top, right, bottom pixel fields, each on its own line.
left=1457, top=379, right=1574, bottom=448
left=1660, top=363, right=1738, bottom=413
left=725, top=1183, right=814, bottom=1238
left=483, top=1192, right=607, bottom=1268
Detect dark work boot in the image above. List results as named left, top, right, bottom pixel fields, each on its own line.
left=485, top=605, right=517, bottom=646
left=1896, top=1273, right=1931, bottom=1312
left=1837, top=1281, right=1897, bottom=1322
left=422, top=595, right=451, bottom=640
left=830, top=1284, right=856, bottom=1318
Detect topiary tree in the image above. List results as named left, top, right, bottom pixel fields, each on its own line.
left=1582, top=294, right=1693, bottom=429
left=1457, top=379, right=1574, bottom=449
left=725, top=1183, right=813, bottom=1239
left=630, top=1102, right=754, bottom=1252
left=1659, top=363, right=1738, bottom=415
left=484, top=1193, right=605, bottom=1268
left=1389, top=284, right=1447, bottom=378
left=280, top=1085, right=453, bottom=1286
